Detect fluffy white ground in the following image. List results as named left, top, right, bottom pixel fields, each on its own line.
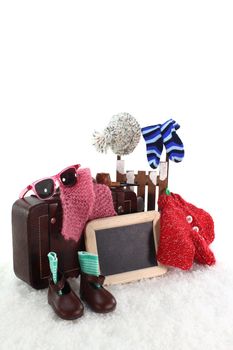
left=0, top=262, right=233, bottom=350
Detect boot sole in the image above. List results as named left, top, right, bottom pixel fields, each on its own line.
left=80, top=295, right=116, bottom=314
left=48, top=299, right=84, bottom=320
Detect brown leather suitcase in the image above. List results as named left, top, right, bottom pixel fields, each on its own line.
left=12, top=195, right=84, bottom=290
left=110, top=188, right=139, bottom=215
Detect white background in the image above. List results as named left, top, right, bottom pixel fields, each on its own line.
left=0, top=0, right=232, bottom=265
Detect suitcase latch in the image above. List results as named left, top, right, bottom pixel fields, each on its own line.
left=117, top=205, right=124, bottom=214
left=49, top=203, right=58, bottom=225
left=50, top=217, right=56, bottom=224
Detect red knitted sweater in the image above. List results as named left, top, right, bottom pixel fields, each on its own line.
left=157, top=193, right=216, bottom=270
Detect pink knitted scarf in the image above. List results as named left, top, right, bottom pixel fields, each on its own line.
left=59, top=168, right=116, bottom=241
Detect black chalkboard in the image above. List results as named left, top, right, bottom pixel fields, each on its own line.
left=85, top=211, right=166, bottom=285
left=95, top=221, right=158, bottom=276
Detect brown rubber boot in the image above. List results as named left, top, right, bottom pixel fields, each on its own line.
left=48, top=273, right=84, bottom=320
left=80, top=273, right=116, bottom=313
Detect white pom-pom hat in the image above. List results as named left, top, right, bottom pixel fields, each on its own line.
left=93, top=112, right=141, bottom=156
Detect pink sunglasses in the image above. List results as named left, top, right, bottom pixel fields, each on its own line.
left=19, top=164, right=81, bottom=200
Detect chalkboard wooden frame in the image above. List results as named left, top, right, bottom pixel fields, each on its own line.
left=85, top=211, right=167, bottom=285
